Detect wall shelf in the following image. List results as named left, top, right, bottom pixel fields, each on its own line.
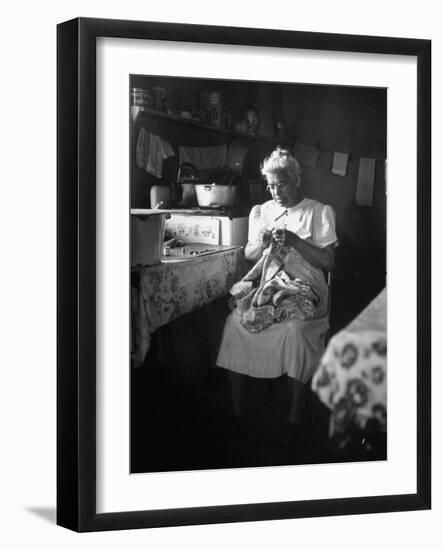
left=134, top=108, right=288, bottom=145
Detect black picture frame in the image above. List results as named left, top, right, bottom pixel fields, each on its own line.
left=57, top=17, right=431, bottom=532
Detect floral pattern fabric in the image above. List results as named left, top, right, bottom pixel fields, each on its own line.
left=229, top=243, right=321, bottom=333
left=311, top=289, right=387, bottom=450
left=132, top=248, right=245, bottom=367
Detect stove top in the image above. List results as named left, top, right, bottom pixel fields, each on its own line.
left=161, top=243, right=239, bottom=262
left=132, top=205, right=250, bottom=218
left=188, top=204, right=251, bottom=217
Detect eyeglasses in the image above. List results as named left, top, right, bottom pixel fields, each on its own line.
left=266, top=181, right=289, bottom=192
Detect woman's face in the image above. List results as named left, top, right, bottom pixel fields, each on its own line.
left=266, top=172, right=300, bottom=208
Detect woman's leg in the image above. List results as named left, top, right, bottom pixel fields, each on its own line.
left=287, top=377, right=306, bottom=425
left=229, top=371, right=245, bottom=417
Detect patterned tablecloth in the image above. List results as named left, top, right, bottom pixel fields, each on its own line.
left=312, top=289, right=387, bottom=449
left=131, top=247, right=245, bottom=367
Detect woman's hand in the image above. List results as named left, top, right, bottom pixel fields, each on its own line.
left=258, top=228, right=272, bottom=248
left=271, top=227, right=286, bottom=246
left=245, top=229, right=272, bottom=263
left=271, top=228, right=298, bottom=247
left=278, top=229, right=335, bottom=271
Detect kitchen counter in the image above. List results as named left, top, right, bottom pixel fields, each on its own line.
left=132, top=246, right=245, bottom=367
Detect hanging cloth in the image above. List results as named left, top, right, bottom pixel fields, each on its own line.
left=294, top=142, right=319, bottom=168
left=136, top=128, right=175, bottom=178
left=179, top=144, right=228, bottom=171
left=331, top=152, right=349, bottom=176
left=356, top=157, right=376, bottom=206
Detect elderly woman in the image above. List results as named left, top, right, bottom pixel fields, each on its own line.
left=216, top=147, right=338, bottom=428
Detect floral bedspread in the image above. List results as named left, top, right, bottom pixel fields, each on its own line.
left=131, top=248, right=245, bottom=367
left=311, top=289, right=387, bottom=450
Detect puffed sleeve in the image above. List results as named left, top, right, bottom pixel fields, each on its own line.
left=247, top=204, right=263, bottom=244
left=312, top=204, right=339, bottom=248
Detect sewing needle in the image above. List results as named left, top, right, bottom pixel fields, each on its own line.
left=274, top=209, right=288, bottom=223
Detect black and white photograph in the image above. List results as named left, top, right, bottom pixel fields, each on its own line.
left=130, top=75, right=387, bottom=474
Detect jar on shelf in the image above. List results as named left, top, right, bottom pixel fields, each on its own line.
left=276, top=121, right=290, bottom=141
left=131, top=88, right=153, bottom=110
left=152, top=87, right=168, bottom=112
left=200, top=91, right=223, bottom=127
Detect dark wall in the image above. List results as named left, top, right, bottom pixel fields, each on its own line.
left=282, top=85, right=387, bottom=286
left=282, top=84, right=386, bottom=157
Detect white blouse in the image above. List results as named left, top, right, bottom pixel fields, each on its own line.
left=248, top=198, right=338, bottom=250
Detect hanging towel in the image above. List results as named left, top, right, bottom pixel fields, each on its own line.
left=331, top=152, right=349, bottom=176
left=294, top=142, right=319, bottom=168
left=179, top=144, right=227, bottom=171
left=136, top=128, right=175, bottom=178
left=356, top=157, right=376, bottom=206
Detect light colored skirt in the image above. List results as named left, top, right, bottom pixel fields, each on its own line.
left=216, top=311, right=329, bottom=384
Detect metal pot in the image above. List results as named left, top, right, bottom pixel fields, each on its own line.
left=150, top=184, right=172, bottom=209
left=177, top=162, right=204, bottom=206
left=195, top=183, right=238, bottom=207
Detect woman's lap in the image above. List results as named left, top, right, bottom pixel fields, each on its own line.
left=216, top=311, right=329, bottom=383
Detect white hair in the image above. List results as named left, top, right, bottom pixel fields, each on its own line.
left=261, top=147, right=302, bottom=184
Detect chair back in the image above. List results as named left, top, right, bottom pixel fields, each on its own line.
left=324, top=205, right=337, bottom=339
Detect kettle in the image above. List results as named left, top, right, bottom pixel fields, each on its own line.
left=177, top=162, right=202, bottom=206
